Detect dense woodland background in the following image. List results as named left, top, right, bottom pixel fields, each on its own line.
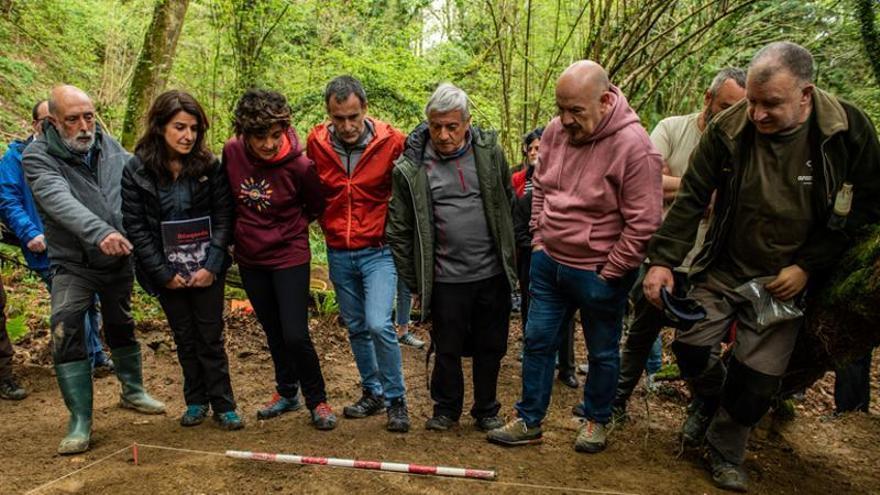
left=1, top=0, right=878, bottom=161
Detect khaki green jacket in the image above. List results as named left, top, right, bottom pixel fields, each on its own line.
left=386, top=123, right=517, bottom=320
left=648, top=87, right=880, bottom=279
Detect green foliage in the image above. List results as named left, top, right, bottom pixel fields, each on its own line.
left=313, top=290, right=338, bottom=316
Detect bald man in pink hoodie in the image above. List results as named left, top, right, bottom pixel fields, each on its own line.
left=488, top=61, right=662, bottom=453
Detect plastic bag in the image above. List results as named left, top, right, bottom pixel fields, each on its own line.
left=733, top=276, right=804, bottom=333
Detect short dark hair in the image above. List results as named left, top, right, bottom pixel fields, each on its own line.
left=749, top=41, right=814, bottom=84
left=522, top=127, right=544, bottom=154
left=324, top=75, right=367, bottom=108
left=31, top=100, right=47, bottom=121
left=134, top=90, right=214, bottom=185
left=708, top=68, right=746, bottom=96
left=233, top=89, right=292, bottom=136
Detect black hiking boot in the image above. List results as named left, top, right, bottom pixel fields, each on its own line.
left=386, top=397, right=410, bottom=433
left=705, top=445, right=748, bottom=492
left=682, top=400, right=713, bottom=447
left=343, top=389, right=384, bottom=418
left=0, top=376, right=27, bottom=400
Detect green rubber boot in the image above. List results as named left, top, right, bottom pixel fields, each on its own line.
left=55, top=360, right=93, bottom=455
left=111, top=345, right=165, bottom=414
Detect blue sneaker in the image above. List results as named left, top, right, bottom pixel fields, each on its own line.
left=180, top=404, right=209, bottom=426
left=214, top=410, right=244, bottom=430
left=257, top=392, right=302, bottom=420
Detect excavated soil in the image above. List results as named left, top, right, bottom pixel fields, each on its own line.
left=1, top=303, right=878, bottom=494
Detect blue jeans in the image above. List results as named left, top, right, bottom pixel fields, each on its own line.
left=646, top=335, right=663, bottom=375
left=41, top=269, right=108, bottom=368
left=328, top=246, right=405, bottom=403
left=515, top=250, right=635, bottom=426
left=395, top=278, right=411, bottom=327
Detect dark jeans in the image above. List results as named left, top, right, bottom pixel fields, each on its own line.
left=158, top=276, right=235, bottom=412
left=240, top=263, right=327, bottom=410
left=50, top=264, right=137, bottom=364
left=835, top=352, right=873, bottom=413
left=430, top=273, right=511, bottom=420
left=614, top=266, right=689, bottom=409
left=0, top=275, right=12, bottom=379
left=516, top=250, right=635, bottom=426
left=518, top=247, right=575, bottom=377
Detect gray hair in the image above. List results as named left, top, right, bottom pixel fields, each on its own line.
left=708, top=67, right=746, bottom=96
left=749, top=41, right=814, bottom=84
left=324, top=75, right=367, bottom=107
left=425, top=83, right=470, bottom=120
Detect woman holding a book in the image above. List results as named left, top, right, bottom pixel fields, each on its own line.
left=222, top=89, right=337, bottom=430
left=121, top=90, right=242, bottom=430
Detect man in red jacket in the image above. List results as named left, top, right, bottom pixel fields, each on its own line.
left=307, top=76, right=410, bottom=433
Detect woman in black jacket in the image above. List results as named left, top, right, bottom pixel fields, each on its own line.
left=121, top=90, right=241, bottom=430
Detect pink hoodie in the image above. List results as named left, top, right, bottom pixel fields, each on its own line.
left=531, top=86, right=662, bottom=279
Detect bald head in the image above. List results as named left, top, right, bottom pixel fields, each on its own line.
left=555, top=60, right=614, bottom=145
left=47, top=85, right=97, bottom=153
left=559, top=60, right=610, bottom=99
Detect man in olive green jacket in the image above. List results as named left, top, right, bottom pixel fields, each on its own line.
left=386, top=83, right=516, bottom=433
left=643, top=42, right=880, bottom=492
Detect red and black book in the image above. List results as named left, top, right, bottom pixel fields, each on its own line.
left=161, top=216, right=212, bottom=280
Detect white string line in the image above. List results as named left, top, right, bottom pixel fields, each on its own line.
left=24, top=445, right=132, bottom=495
left=136, top=443, right=641, bottom=495
left=24, top=442, right=642, bottom=495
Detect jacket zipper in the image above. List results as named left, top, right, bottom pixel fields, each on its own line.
left=399, top=166, right=427, bottom=319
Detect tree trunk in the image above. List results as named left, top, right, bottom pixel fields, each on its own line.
left=121, top=0, right=189, bottom=150
left=855, top=0, right=880, bottom=88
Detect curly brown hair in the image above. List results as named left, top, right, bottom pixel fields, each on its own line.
left=232, top=89, right=292, bottom=137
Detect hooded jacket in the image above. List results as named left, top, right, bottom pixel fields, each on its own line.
left=223, top=127, right=326, bottom=269
left=647, top=87, right=880, bottom=279
left=306, top=118, right=405, bottom=250
left=532, top=86, right=663, bottom=279
left=22, top=122, right=131, bottom=271
left=385, top=123, right=517, bottom=320
left=0, top=137, right=49, bottom=272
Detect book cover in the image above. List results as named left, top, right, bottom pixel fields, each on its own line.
left=161, top=216, right=212, bottom=280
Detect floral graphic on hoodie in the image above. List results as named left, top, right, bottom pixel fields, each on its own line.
left=239, top=177, right=273, bottom=211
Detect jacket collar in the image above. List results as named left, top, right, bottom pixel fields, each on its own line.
left=42, top=120, right=104, bottom=166
left=402, top=122, right=495, bottom=165
left=714, top=86, right=848, bottom=147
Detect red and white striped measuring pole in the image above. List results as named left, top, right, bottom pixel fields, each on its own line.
left=225, top=450, right=497, bottom=480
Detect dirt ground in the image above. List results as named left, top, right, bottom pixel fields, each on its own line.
left=1, top=306, right=878, bottom=495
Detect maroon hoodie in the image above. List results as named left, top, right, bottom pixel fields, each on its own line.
left=531, top=86, right=662, bottom=279
left=223, top=128, right=326, bottom=269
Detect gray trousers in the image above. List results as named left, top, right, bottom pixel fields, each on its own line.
left=50, top=263, right=137, bottom=364
left=677, top=272, right=802, bottom=464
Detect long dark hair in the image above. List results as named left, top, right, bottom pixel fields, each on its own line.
left=134, top=90, right=214, bottom=185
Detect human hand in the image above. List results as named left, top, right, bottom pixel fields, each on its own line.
left=187, top=268, right=215, bottom=288
left=99, top=232, right=133, bottom=256
left=165, top=274, right=188, bottom=290
left=27, top=234, right=47, bottom=253
left=765, top=265, right=808, bottom=301
left=643, top=265, right=674, bottom=309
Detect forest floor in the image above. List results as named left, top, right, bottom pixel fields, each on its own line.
left=1, top=299, right=879, bottom=494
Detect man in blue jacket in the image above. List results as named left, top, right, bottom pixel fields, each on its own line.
left=0, top=101, right=112, bottom=377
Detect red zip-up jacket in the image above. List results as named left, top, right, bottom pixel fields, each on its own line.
left=306, top=118, right=405, bottom=250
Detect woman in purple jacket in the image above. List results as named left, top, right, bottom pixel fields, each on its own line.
left=223, top=89, right=336, bottom=430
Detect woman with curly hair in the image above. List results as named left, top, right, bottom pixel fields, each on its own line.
left=223, top=89, right=337, bottom=430
left=121, top=90, right=242, bottom=430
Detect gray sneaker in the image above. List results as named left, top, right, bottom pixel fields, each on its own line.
left=398, top=332, right=425, bottom=349
left=486, top=418, right=542, bottom=446
left=574, top=420, right=608, bottom=453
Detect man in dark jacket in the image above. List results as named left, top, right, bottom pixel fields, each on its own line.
left=643, top=42, right=880, bottom=492
left=386, top=83, right=517, bottom=433
left=23, top=85, right=165, bottom=455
